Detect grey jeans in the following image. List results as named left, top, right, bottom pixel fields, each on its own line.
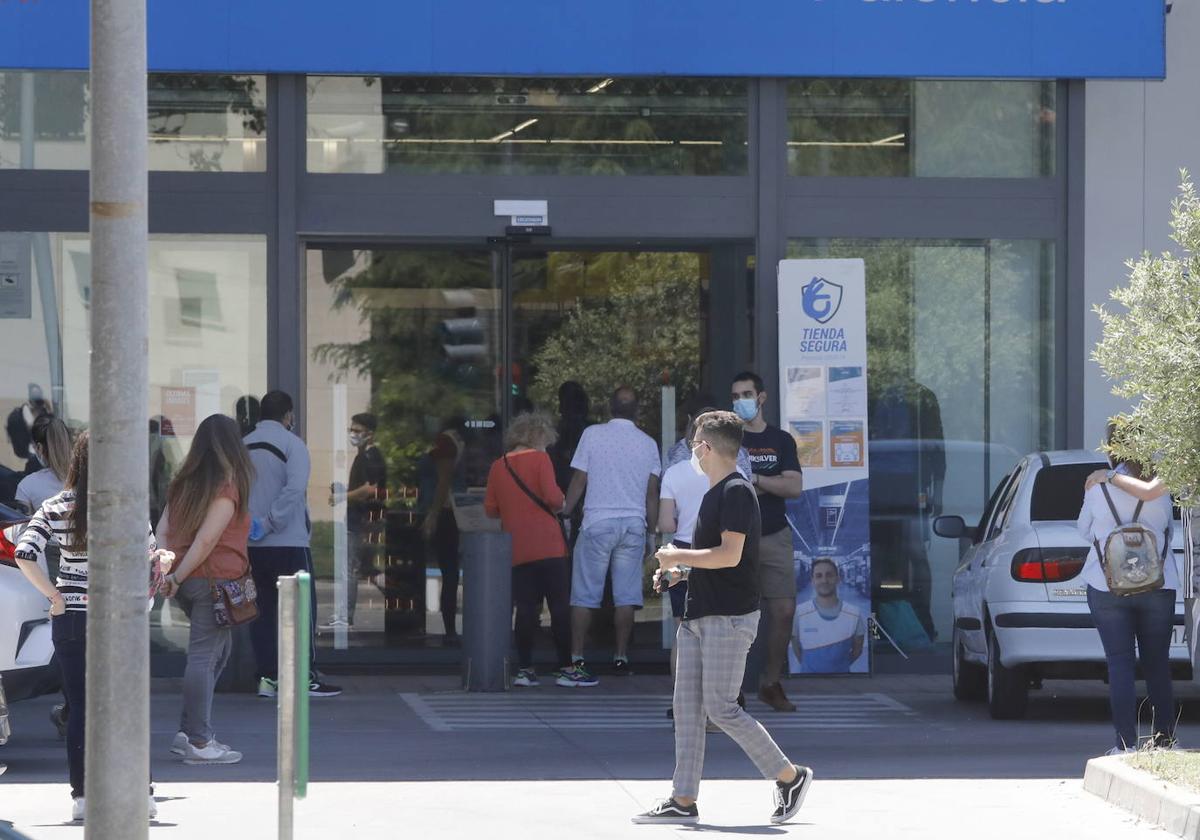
left=673, top=611, right=792, bottom=799
left=176, top=577, right=234, bottom=744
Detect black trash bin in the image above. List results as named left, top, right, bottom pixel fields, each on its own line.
left=460, top=529, right=512, bottom=692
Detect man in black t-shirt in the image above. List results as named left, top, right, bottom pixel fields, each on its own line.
left=732, top=371, right=804, bottom=712
left=325, top=412, right=387, bottom=628
left=632, top=411, right=812, bottom=828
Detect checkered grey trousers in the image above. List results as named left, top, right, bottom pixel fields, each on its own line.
left=672, top=610, right=793, bottom=799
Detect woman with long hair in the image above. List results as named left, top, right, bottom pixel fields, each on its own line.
left=1078, top=421, right=1178, bottom=753
left=13, top=432, right=161, bottom=821
left=160, top=414, right=255, bottom=765
left=484, top=412, right=571, bottom=686
left=15, top=413, right=72, bottom=513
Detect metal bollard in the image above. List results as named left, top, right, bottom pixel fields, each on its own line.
left=461, top=530, right=512, bottom=692
left=277, top=573, right=311, bottom=840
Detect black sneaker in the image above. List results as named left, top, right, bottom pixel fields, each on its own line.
left=613, top=657, right=633, bottom=676
left=632, top=798, right=699, bottom=825
left=309, top=679, right=343, bottom=698
left=771, top=765, right=813, bottom=825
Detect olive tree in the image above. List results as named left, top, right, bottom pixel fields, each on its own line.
left=1093, top=172, right=1200, bottom=502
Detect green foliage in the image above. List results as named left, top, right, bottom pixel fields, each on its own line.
left=1093, top=172, right=1200, bottom=502
left=527, top=251, right=703, bottom=431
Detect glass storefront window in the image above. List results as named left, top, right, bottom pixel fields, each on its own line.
left=0, top=72, right=267, bottom=171
left=788, top=238, right=1056, bottom=649
left=787, top=80, right=1056, bottom=178
left=306, top=76, right=748, bottom=175
left=0, top=233, right=268, bottom=654
left=306, top=248, right=502, bottom=649
left=305, top=245, right=713, bottom=657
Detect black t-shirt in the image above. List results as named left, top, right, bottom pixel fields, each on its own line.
left=347, top=445, right=387, bottom=532
left=742, top=425, right=801, bottom=535
left=684, top=473, right=761, bottom=621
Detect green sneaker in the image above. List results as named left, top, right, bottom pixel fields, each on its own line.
left=257, top=677, right=278, bottom=698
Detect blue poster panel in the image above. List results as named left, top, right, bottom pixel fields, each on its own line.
left=779, top=260, right=871, bottom=675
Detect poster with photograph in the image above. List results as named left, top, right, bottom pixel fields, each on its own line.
left=778, top=259, right=871, bottom=675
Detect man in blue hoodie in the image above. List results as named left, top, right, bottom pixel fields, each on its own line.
left=244, top=390, right=342, bottom=698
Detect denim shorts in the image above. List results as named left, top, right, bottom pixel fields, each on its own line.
left=570, top=515, right=647, bottom=608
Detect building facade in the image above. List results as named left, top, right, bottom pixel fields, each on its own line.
left=0, top=1, right=1179, bottom=671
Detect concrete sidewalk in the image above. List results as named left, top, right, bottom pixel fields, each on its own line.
left=0, top=778, right=1169, bottom=839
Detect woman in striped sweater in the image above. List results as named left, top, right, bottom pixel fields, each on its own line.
left=13, top=431, right=163, bottom=823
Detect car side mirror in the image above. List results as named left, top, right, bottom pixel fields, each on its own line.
left=934, top=515, right=973, bottom=540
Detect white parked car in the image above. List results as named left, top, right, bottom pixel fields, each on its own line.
left=937, top=450, right=1188, bottom=720
left=0, top=505, right=57, bottom=704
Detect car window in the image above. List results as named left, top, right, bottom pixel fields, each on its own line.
left=973, top=469, right=1015, bottom=545
left=1030, top=462, right=1107, bottom=521
left=986, top=463, right=1026, bottom=541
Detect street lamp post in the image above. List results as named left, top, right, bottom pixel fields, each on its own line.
left=87, top=0, right=149, bottom=836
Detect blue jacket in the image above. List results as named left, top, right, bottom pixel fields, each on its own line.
left=243, top=420, right=311, bottom=548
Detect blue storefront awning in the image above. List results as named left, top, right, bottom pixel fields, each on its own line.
left=0, top=0, right=1166, bottom=80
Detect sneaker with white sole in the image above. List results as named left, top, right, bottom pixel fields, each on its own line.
left=171, top=731, right=231, bottom=756
left=183, top=739, right=243, bottom=765
left=257, top=677, right=278, bottom=698
left=631, top=798, right=699, bottom=825
left=770, top=764, right=813, bottom=825
left=555, top=662, right=598, bottom=687
left=513, top=668, right=540, bottom=687
left=309, top=679, right=343, bottom=697
left=72, top=797, right=85, bottom=822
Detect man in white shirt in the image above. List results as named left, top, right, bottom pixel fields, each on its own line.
left=558, top=386, right=661, bottom=686
left=791, top=558, right=866, bottom=674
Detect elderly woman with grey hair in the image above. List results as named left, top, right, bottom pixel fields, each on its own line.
left=484, top=412, right=572, bottom=687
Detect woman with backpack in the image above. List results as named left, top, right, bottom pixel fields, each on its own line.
left=1077, top=422, right=1177, bottom=754
left=159, top=414, right=255, bottom=765
left=12, top=431, right=162, bottom=821
left=483, top=411, right=571, bottom=687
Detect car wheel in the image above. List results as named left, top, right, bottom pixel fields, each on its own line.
left=986, top=624, right=1028, bottom=720
left=952, top=626, right=987, bottom=703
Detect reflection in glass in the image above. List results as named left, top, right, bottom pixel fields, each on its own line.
left=788, top=238, right=1055, bottom=647
left=0, top=233, right=268, bottom=659
left=0, top=72, right=267, bottom=171
left=787, top=79, right=1056, bottom=178
left=306, top=76, right=748, bottom=175
left=305, top=249, right=500, bottom=650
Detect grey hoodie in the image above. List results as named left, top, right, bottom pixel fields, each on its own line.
left=243, top=419, right=311, bottom=548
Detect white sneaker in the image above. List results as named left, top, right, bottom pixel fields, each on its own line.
left=72, top=796, right=85, bottom=822
left=183, top=739, right=243, bottom=765
left=149, top=794, right=158, bottom=819
left=171, top=731, right=230, bottom=756
left=1104, top=746, right=1138, bottom=757
left=319, top=617, right=350, bottom=631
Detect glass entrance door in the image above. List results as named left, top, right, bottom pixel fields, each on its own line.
left=304, top=242, right=745, bottom=664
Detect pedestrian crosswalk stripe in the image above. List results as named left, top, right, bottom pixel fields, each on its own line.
left=399, top=692, right=916, bottom=732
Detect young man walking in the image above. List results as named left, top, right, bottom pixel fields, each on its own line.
left=245, top=390, right=342, bottom=698
left=731, top=371, right=804, bottom=712
left=634, top=411, right=811, bottom=826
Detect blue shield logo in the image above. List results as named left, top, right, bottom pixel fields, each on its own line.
left=801, top=276, right=843, bottom=324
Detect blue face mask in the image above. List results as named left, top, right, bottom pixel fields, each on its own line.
left=733, top=397, right=759, bottom=422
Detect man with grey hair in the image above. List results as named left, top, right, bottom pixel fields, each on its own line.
left=559, top=386, right=661, bottom=686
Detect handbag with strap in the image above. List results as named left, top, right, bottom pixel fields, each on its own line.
left=503, top=453, right=569, bottom=550
left=209, top=568, right=259, bottom=626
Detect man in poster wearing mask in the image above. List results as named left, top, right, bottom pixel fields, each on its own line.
left=731, top=372, right=804, bottom=712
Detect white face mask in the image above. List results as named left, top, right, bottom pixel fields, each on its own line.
left=690, top=441, right=708, bottom=474
left=349, top=433, right=364, bottom=448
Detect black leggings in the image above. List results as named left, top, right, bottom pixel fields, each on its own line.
left=433, top=509, right=460, bottom=636
left=512, top=556, right=571, bottom=669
